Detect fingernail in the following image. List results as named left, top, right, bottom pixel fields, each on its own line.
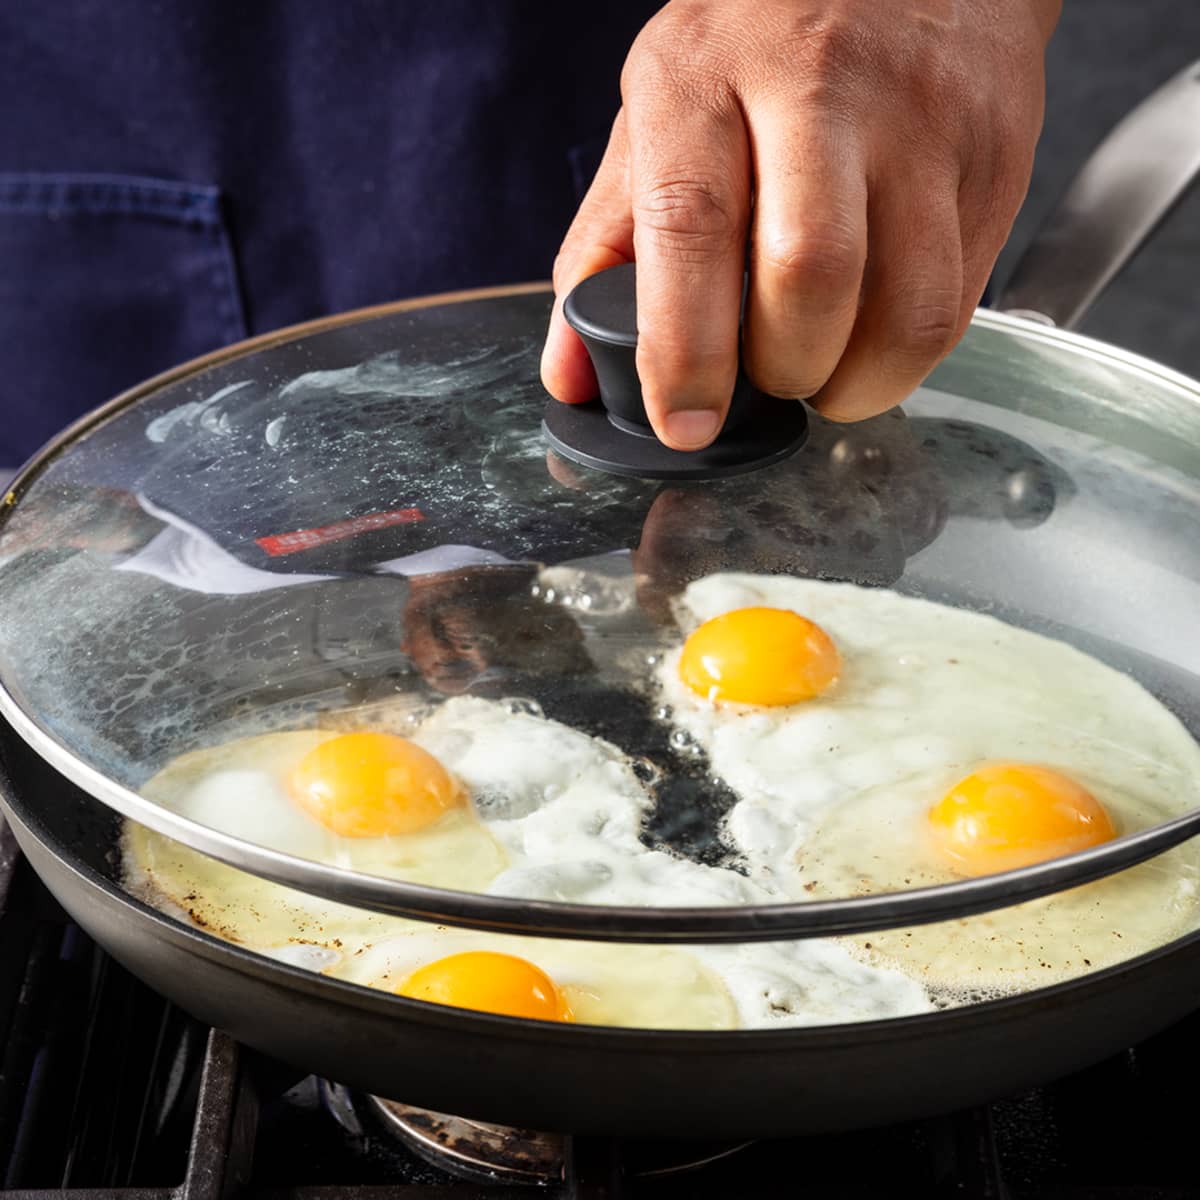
left=663, top=409, right=722, bottom=449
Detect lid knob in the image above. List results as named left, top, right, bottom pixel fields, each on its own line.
left=542, top=263, right=808, bottom=480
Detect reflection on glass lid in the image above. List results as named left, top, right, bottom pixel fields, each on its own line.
left=0, top=291, right=1196, bottom=955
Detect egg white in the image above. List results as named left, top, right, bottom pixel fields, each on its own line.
left=331, top=928, right=738, bottom=1031
left=800, top=771, right=1200, bottom=995
left=125, top=728, right=507, bottom=950
left=662, top=572, right=1200, bottom=994
left=124, top=695, right=934, bottom=1028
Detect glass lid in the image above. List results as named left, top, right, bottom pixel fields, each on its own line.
left=0, top=287, right=1198, bottom=945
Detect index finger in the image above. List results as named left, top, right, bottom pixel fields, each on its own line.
left=625, top=81, right=750, bottom=450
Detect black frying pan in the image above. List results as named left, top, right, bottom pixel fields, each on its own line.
left=4, top=719, right=1200, bottom=1140
left=5, top=60, right=1200, bottom=1141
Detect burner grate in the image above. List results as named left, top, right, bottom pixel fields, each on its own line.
left=1, top=814, right=1199, bottom=1198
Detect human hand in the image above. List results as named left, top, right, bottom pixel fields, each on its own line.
left=541, top=0, right=1059, bottom=449
left=400, top=566, right=590, bottom=694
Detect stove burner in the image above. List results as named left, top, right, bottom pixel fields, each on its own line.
left=368, top=1097, right=753, bottom=1186
left=370, top=1098, right=564, bottom=1186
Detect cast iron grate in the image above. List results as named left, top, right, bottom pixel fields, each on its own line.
left=1, top=815, right=1199, bottom=1199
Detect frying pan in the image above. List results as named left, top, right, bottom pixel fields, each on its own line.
left=7, top=722, right=1200, bottom=1140
left=0, top=63, right=1199, bottom=1140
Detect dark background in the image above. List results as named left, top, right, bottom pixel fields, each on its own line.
left=0, top=2, right=1195, bottom=479
left=995, top=0, right=1200, bottom=378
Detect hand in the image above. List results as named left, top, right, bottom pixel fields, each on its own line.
left=541, top=0, right=1059, bottom=449
left=400, top=566, right=590, bottom=693
left=0, top=484, right=157, bottom=557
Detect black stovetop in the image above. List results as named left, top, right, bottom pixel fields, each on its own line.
left=2, top=818, right=1199, bottom=1200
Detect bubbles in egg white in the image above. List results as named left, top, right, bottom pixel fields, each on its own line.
left=661, top=572, right=1200, bottom=994
left=417, top=699, right=933, bottom=1025
left=125, top=695, right=934, bottom=1028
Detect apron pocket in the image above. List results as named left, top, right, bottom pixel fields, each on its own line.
left=0, top=172, right=246, bottom=468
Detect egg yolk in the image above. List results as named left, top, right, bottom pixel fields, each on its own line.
left=928, top=762, right=1117, bottom=877
left=290, top=731, right=462, bottom=838
left=396, top=951, right=574, bottom=1022
left=678, top=606, right=840, bottom=706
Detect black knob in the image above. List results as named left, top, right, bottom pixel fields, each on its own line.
left=562, top=262, right=647, bottom=435
left=543, top=263, right=808, bottom=480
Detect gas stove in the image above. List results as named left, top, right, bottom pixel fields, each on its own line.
left=2, top=816, right=1199, bottom=1199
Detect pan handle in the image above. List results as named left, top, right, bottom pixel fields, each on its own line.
left=997, top=58, right=1200, bottom=328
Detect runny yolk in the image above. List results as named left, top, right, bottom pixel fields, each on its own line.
left=290, top=731, right=462, bottom=838
left=396, top=951, right=574, bottom=1022
left=678, top=606, right=841, bottom=706
left=928, top=762, right=1117, bottom=877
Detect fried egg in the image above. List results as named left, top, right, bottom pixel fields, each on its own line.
left=332, top=928, right=737, bottom=1030
left=796, top=764, right=1198, bottom=996
left=124, top=694, right=934, bottom=1028
left=661, top=572, right=1200, bottom=994
left=397, top=950, right=577, bottom=1023
left=125, top=728, right=507, bottom=950
left=329, top=922, right=930, bottom=1030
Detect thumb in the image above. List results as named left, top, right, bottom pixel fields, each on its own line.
left=541, top=112, right=635, bottom=404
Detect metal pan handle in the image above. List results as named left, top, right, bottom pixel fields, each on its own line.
left=998, top=58, right=1200, bottom=328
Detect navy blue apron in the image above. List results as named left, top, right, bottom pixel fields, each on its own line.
left=0, top=2, right=660, bottom=468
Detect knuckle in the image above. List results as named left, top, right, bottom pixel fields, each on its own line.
left=634, top=176, right=741, bottom=259
left=758, top=224, right=862, bottom=289
left=743, top=330, right=831, bottom=399
left=639, top=338, right=726, bottom=379
left=959, top=108, right=1037, bottom=234
left=637, top=339, right=736, bottom=400
left=793, top=17, right=872, bottom=77
left=747, top=362, right=825, bottom=401
left=627, top=4, right=731, bottom=87
left=887, top=290, right=961, bottom=371
left=765, top=15, right=877, bottom=104
left=624, top=38, right=713, bottom=113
